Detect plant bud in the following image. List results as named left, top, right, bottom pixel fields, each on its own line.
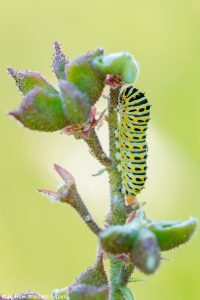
left=74, top=255, right=108, bottom=287
left=130, top=229, right=160, bottom=275
left=68, top=284, right=109, bottom=300
left=92, top=52, right=139, bottom=83
left=68, top=255, right=108, bottom=299
left=148, top=217, right=198, bottom=251
left=100, top=225, right=138, bottom=254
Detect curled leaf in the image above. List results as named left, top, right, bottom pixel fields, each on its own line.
left=149, top=217, right=198, bottom=251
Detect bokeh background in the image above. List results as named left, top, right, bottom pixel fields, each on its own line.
left=0, top=0, right=200, bottom=299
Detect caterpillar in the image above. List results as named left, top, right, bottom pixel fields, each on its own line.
left=114, top=85, right=151, bottom=205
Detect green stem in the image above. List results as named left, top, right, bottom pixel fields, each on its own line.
left=61, top=185, right=102, bottom=235
left=85, top=128, right=112, bottom=168
left=109, top=260, right=135, bottom=299
left=119, top=264, right=135, bottom=287
left=108, top=87, right=127, bottom=299
left=110, top=258, right=124, bottom=300
left=108, top=87, right=126, bottom=225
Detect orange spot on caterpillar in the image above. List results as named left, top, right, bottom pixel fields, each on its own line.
left=125, top=195, right=137, bottom=206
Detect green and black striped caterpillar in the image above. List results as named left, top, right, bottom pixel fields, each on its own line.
left=114, top=85, right=151, bottom=204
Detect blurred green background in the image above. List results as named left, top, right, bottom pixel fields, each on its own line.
left=0, top=0, right=200, bottom=299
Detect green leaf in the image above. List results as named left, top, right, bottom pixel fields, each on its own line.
left=100, top=225, right=138, bottom=254
left=149, top=216, right=198, bottom=251
left=119, top=287, right=135, bottom=300
left=9, top=87, right=68, bottom=131
left=66, top=48, right=106, bottom=105
left=7, top=68, right=57, bottom=95
left=59, top=80, right=91, bottom=124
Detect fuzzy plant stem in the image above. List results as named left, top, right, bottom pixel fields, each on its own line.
left=62, top=185, right=102, bottom=235
left=108, top=88, right=127, bottom=225
left=85, top=128, right=112, bottom=168
left=119, top=264, right=135, bottom=287
left=108, top=87, right=130, bottom=299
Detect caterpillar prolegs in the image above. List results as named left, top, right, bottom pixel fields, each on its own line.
left=114, top=85, right=151, bottom=205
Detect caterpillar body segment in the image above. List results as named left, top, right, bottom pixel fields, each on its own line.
left=115, top=85, right=151, bottom=203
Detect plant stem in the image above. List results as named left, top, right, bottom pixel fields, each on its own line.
left=108, top=87, right=127, bottom=299
left=110, top=258, right=123, bottom=300
left=108, top=87, right=126, bottom=225
left=119, top=264, right=135, bottom=287
left=85, top=128, right=112, bottom=168
left=62, top=185, right=102, bottom=235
